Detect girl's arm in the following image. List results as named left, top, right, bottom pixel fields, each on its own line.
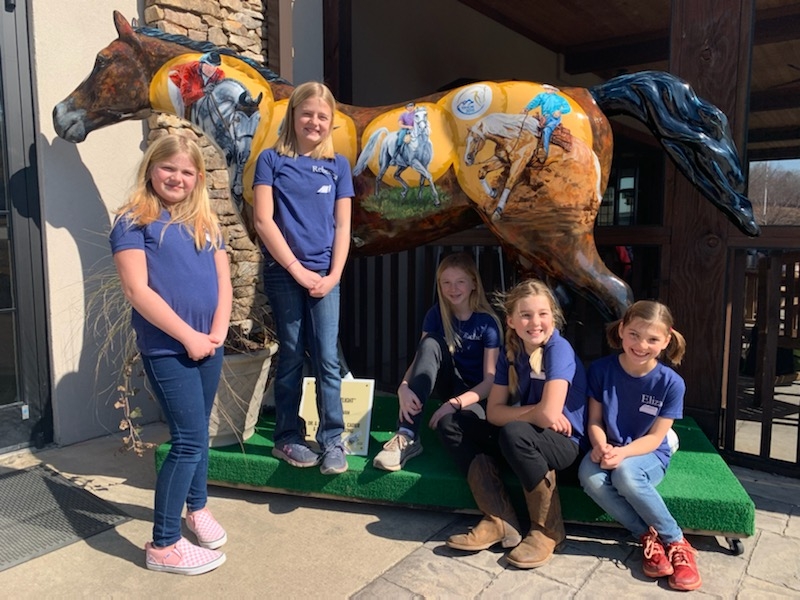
left=429, top=345, right=499, bottom=429
left=610, top=416, right=674, bottom=463
left=310, top=196, right=352, bottom=298
left=486, top=382, right=537, bottom=426
left=253, top=184, right=321, bottom=290
left=114, top=249, right=216, bottom=361
left=209, top=248, right=233, bottom=348
left=586, top=397, right=611, bottom=463
left=521, top=379, right=570, bottom=430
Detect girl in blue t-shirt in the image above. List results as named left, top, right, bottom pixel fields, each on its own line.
left=373, top=252, right=502, bottom=471
left=578, top=300, right=701, bottom=592
left=252, top=81, right=354, bottom=475
left=110, top=134, right=232, bottom=575
left=445, top=279, right=587, bottom=570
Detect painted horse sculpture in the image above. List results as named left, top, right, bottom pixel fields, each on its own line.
left=53, top=12, right=759, bottom=319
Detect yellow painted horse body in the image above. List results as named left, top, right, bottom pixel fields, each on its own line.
left=53, top=12, right=758, bottom=318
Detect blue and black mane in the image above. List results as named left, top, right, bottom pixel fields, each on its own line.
left=135, top=24, right=292, bottom=86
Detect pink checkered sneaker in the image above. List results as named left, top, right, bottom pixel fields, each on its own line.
left=186, top=507, right=228, bottom=549
left=145, top=537, right=225, bottom=576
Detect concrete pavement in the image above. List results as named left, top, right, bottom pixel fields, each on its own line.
left=0, top=423, right=798, bottom=598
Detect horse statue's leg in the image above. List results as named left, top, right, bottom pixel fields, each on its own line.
left=491, top=142, right=537, bottom=221
left=407, top=159, right=440, bottom=206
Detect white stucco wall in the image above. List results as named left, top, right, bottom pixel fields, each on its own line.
left=30, top=1, right=157, bottom=446
left=351, top=0, right=601, bottom=107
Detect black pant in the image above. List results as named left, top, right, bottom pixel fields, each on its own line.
left=400, top=334, right=468, bottom=435
left=438, top=411, right=579, bottom=492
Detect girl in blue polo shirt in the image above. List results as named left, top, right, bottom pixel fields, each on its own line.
left=444, top=279, right=587, bottom=570
left=578, top=300, right=702, bottom=591
left=111, top=134, right=232, bottom=575
left=253, top=81, right=354, bottom=475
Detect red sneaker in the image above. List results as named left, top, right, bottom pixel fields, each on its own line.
left=666, top=538, right=702, bottom=591
left=640, top=526, right=673, bottom=578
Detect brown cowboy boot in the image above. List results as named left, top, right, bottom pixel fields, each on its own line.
left=446, top=454, right=522, bottom=551
left=506, top=470, right=566, bottom=568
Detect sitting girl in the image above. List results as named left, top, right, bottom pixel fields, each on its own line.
left=373, top=252, right=501, bottom=471
left=578, top=300, right=701, bottom=591
left=442, top=279, right=587, bottom=569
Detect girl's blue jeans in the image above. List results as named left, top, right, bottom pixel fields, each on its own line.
left=143, top=350, right=223, bottom=547
left=263, top=262, right=344, bottom=451
left=578, top=451, right=683, bottom=543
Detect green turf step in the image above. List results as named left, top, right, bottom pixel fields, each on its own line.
left=156, top=393, right=755, bottom=537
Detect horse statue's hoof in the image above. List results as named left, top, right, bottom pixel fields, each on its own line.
left=491, top=208, right=503, bottom=222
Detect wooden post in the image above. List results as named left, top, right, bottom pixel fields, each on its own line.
left=665, top=0, right=754, bottom=438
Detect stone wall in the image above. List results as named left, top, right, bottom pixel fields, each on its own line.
left=144, top=0, right=271, bottom=343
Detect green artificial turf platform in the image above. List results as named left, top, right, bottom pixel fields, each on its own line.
left=156, top=393, right=755, bottom=538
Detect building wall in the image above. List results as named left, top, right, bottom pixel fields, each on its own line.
left=30, top=1, right=150, bottom=446
left=350, top=0, right=600, bottom=107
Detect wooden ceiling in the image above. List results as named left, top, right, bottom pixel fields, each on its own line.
left=458, top=0, right=800, bottom=161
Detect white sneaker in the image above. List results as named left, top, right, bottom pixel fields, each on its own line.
left=372, top=432, right=423, bottom=471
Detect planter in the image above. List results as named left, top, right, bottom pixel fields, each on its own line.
left=208, top=342, right=278, bottom=448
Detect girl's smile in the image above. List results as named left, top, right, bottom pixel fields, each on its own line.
left=149, top=151, right=199, bottom=206
left=439, top=266, right=475, bottom=316
left=294, top=96, right=332, bottom=155
left=508, top=294, right=554, bottom=353
left=618, top=317, right=671, bottom=376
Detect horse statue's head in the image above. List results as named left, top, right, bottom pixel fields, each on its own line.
left=53, top=12, right=153, bottom=143
left=464, top=124, right=485, bottom=166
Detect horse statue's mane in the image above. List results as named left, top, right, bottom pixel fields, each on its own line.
left=134, top=24, right=291, bottom=86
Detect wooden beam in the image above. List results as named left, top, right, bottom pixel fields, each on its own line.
left=565, top=4, right=798, bottom=74
left=750, top=85, right=800, bottom=112
left=748, top=126, right=800, bottom=144
left=747, top=144, right=800, bottom=161
left=323, top=0, right=352, bottom=103
left=664, top=0, right=755, bottom=440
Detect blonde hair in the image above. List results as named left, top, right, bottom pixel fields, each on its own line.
left=606, top=300, right=686, bottom=365
left=495, top=279, right=565, bottom=395
left=435, top=252, right=501, bottom=354
left=115, top=134, right=221, bottom=251
left=274, top=81, right=337, bottom=159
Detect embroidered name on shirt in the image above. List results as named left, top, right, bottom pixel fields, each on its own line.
left=312, top=165, right=338, bottom=180
left=639, top=393, right=662, bottom=416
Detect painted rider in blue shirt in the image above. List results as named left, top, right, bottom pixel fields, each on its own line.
left=521, top=85, right=571, bottom=161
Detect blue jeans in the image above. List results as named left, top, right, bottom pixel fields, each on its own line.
left=578, top=451, right=683, bottom=543
left=143, top=351, right=223, bottom=547
left=263, top=262, right=344, bottom=451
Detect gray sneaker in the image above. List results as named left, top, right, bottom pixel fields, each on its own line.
left=372, top=432, right=423, bottom=471
left=272, top=442, right=319, bottom=467
left=320, top=443, right=348, bottom=475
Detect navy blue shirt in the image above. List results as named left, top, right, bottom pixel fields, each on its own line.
left=253, top=149, right=354, bottom=271
left=110, top=211, right=221, bottom=357
left=422, top=306, right=501, bottom=387
left=587, top=354, right=685, bottom=467
left=494, top=329, right=588, bottom=448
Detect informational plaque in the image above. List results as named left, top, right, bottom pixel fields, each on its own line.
left=299, top=378, right=375, bottom=456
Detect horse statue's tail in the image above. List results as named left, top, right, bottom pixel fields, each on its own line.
left=590, top=71, right=759, bottom=236
left=353, top=127, right=389, bottom=176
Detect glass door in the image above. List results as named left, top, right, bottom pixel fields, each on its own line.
left=0, top=0, right=51, bottom=451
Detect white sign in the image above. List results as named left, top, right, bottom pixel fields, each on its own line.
left=299, top=378, right=375, bottom=456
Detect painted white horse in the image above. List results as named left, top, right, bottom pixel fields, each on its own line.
left=353, top=107, right=439, bottom=205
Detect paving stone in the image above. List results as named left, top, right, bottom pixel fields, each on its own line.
left=352, top=577, right=423, bottom=599
left=486, top=569, right=579, bottom=598
left=748, top=529, right=800, bottom=592
left=739, top=574, right=800, bottom=599
left=381, top=545, right=496, bottom=597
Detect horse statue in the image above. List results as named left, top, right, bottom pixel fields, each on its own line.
left=353, top=105, right=439, bottom=205
left=53, top=12, right=759, bottom=319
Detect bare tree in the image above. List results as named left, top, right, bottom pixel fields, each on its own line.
left=749, top=162, right=800, bottom=226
